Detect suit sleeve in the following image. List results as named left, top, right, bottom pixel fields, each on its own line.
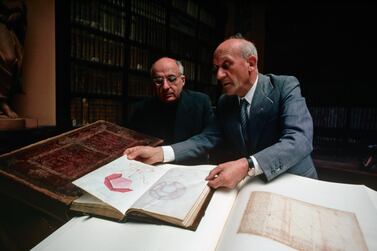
left=254, top=76, right=314, bottom=181
left=171, top=95, right=222, bottom=162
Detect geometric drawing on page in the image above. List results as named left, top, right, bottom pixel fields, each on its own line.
left=149, top=181, right=186, bottom=200
left=104, top=173, right=132, bottom=192
left=238, top=191, right=368, bottom=251
left=126, top=163, right=155, bottom=185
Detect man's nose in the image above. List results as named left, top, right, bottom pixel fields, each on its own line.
left=216, top=68, right=226, bottom=80
left=162, top=79, right=170, bottom=89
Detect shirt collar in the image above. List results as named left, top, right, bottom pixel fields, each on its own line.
left=239, top=75, right=258, bottom=105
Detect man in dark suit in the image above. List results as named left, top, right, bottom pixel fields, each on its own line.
left=128, top=57, right=217, bottom=164
left=125, top=36, right=317, bottom=188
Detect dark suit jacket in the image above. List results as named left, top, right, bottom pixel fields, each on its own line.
left=173, top=74, right=317, bottom=181
left=129, top=89, right=217, bottom=163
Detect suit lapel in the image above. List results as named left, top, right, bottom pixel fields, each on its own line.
left=248, top=74, right=275, bottom=151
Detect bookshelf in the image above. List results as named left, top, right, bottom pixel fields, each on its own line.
left=258, top=3, right=377, bottom=180
left=56, top=0, right=225, bottom=129
left=168, top=0, right=222, bottom=103
left=56, top=0, right=126, bottom=128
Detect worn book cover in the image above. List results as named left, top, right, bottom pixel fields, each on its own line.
left=0, top=120, right=163, bottom=220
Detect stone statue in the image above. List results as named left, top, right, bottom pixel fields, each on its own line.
left=0, top=0, right=26, bottom=119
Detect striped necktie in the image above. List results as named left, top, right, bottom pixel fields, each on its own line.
left=240, top=98, right=249, bottom=146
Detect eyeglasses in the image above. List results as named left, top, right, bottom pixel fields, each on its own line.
left=152, top=74, right=182, bottom=86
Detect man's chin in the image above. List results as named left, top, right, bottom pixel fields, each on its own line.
left=222, top=85, right=236, bottom=95
left=161, top=96, right=177, bottom=103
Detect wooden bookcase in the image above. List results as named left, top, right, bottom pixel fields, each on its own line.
left=56, top=0, right=225, bottom=129
left=56, top=0, right=127, bottom=128
left=259, top=3, right=377, bottom=184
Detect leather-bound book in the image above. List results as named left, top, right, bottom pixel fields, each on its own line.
left=0, top=120, right=163, bottom=221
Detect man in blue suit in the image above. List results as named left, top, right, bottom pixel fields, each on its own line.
left=125, top=36, right=317, bottom=188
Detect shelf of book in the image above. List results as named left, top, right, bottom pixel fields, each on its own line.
left=56, top=0, right=225, bottom=128
left=305, top=87, right=377, bottom=186
left=312, top=138, right=377, bottom=190
left=314, top=157, right=377, bottom=191
left=57, top=0, right=128, bottom=128
left=309, top=105, right=377, bottom=149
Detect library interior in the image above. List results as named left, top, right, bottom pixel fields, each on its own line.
left=0, top=1, right=376, bottom=250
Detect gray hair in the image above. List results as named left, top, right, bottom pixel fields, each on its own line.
left=229, top=33, right=258, bottom=59
left=176, top=60, right=184, bottom=75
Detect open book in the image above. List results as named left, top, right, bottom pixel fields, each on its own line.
left=34, top=172, right=377, bottom=251
left=70, top=156, right=213, bottom=230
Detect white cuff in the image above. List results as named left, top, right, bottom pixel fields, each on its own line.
left=251, top=156, right=263, bottom=176
left=162, top=146, right=175, bottom=163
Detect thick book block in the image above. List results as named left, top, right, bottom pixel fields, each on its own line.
left=0, top=120, right=163, bottom=221
left=70, top=158, right=215, bottom=231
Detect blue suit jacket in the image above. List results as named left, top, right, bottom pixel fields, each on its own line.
left=173, top=74, right=317, bottom=181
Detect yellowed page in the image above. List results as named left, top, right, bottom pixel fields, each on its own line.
left=239, top=191, right=367, bottom=251
left=216, top=174, right=377, bottom=251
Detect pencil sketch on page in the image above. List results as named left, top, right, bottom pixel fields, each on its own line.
left=149, top=181, right=186, bottom=200
left=238, top=191, right=368, bottom=251
left=132, top=168, right=208, bottom=220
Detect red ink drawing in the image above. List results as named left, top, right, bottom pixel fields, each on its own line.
left=104, top=173, right=132, bottom=192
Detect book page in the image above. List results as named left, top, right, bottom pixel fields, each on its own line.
left=73, top=156, right=168, bottom=214
left=239, top=191, right=367, bottom=251
left=130, top=167, right=209, bottom=223
left=216, top=174, right=377, bottom=251
left=365, top=186, right=377, bottom=210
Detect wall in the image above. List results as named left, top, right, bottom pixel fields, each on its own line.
left=14, top=0, right=55, bottom=126
left=232, top=1, right=266, bottom=72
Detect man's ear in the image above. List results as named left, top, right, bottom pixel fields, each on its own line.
left=181, top=75, right=186, bottom=86
left=247, top=55, right=257, bottom=70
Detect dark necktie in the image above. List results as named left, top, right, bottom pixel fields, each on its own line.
left=240, top=98, right=249, bottom=146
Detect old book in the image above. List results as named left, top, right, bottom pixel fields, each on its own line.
left=33, top=173, right=377, bottom=251
left=70, top=156, right=214, bottom=230
left=0, top=120, right=162, bottom=220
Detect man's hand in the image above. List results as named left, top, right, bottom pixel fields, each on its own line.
left=123, top=146, right=163, bottom=165
left=206, top=158, right=249, bottom=189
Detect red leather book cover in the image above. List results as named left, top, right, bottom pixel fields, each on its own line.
left=0, top=120, right=163, bottom=215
